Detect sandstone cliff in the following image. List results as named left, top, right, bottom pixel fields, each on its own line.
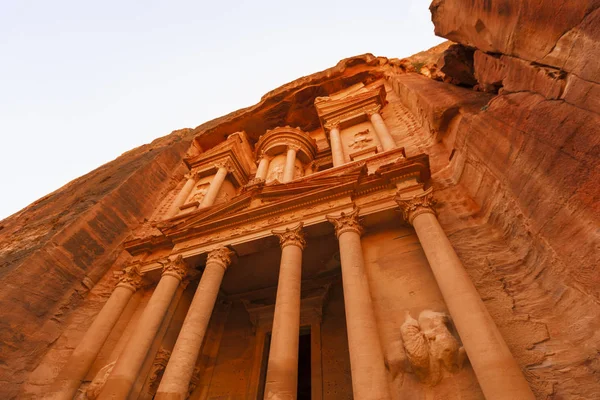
left=1, top=1, right=598, bottom=398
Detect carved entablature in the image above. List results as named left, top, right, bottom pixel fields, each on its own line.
left=255, top=126, right=318, bottom=164
left=315, top=83, right=387, bottom=135
left=122, top=152, right=431, bottom=268
left=395, top=187, right=436, bottom=225
left=185, top=131, right=254, bottom=188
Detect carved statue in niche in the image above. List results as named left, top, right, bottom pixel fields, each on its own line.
left=399, top=310, right=466, bottom=385
left=190, top=183, right=209, bottom=204
left=267, top=163, right=284, bottom=183
left=86, top=361, right=116, bottom=399
left=348, top=129, right=373, bottom=150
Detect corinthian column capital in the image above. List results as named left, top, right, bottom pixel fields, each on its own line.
left=206, top=247, right=235, bottom=270
left=326, top=207, right=363, bottom=237
left=272, top=223, right=306, bottom=250
left=162, top=255, right=189, bottom=281
left=117, top=265, right=144, bottom=291
left=395, top=188, right=437, bottom=225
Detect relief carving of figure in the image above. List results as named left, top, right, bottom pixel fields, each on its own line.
left=267, top=164, right=285, bottom=183
left=190, top=184, right=209, bottom=204
left=348, top=129, right=373, bottom=150
left=399, top=310, right=466, bottom=385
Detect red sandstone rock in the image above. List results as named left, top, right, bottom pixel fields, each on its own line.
left=1, top=2, right=598, bottom=398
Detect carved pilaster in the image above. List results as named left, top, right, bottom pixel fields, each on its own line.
left=395, top=188, right=437, bottom=225
left=161, top=255, right=189, bottom=281
left=326, top=207, right=363, bottom=237
left=272, top=223, right=306, bottom=250
left=206, top=247, right=235, bottom=270
left=117, top=266, right=144, bottom=292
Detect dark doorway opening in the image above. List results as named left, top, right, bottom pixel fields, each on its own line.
left=258, top=329, right=312, bottom=399
left=297, top=329, right=312, bottom=399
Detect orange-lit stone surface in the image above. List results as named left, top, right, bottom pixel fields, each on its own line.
left=0, top=2, right=598, bottom=399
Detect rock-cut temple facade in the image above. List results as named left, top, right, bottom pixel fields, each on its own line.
left=1, top=2, right=599, bottom=399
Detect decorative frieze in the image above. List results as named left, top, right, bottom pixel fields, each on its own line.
left=161, top=255, right=189, bottom=281
left=326, top=207, right=363, bottom=237
left=272, top=223, right=306, bottom=250
left=206, top=247, right=235, bottom=270
left=395, top=188, right=436, bottom=224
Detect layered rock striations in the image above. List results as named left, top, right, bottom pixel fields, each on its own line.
left=0, top=1, right=598, bottom=398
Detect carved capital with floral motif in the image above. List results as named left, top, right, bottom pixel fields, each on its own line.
left=214, top=159, right=234, bottom=173
left=161, top=255, right=189, bottom=281
left=206, top=247, right=235, bottom=270
left=395, top=188, right=437, bottom=225
left=117, top=265, right=144, bottom=292
left=326, top=207, right=363, bottom=238
left=272, top=223, right=306, bottom=250
left=364, top=104, right=382, bottom=117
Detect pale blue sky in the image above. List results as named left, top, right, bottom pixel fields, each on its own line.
left=0, top=1, right=444, bottom=219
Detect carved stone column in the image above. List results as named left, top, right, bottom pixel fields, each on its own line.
left=166, top=172, right=197, bottom=218
left=283, top=145, right=298, bottom=183
left=326, top=209, right=391, bottom=400
left=264, top=223, right=306, bottom=400
left=200, top=162, right=230, bottom=208
left=98, top=257, right=188, bottom=400
left=327, top=123, right=345, bottom=167
left=51, top=268, right=143, bottom=400
left=156, top=247, right=234, bottom=400
left=367, top=108, right=395, bottom=152
left=255, top=154, right=271, bottom=181
left=396, top=189, right=535, bottom=400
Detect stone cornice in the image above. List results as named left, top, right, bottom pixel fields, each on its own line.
left=184, top=131, right=254, bottom=187
left=316, top=84, right=387, bottom=134
left=272, top=223, right=306, bottom=250
left=395, top=187, right=437, bottom=224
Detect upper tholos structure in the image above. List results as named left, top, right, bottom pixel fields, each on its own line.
left=1, top=1, right=599, bottom=399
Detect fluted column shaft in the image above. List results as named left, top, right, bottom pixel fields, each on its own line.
left=256, top=155, right=271, bottom=181
left=264, top=224, right=306, bottom=400
left=98, top=257, right=188, bottom=400
left=156, top=248, right=234, bottom=400
left=166, top=173, right=197, bottom=218
left=327, top=210, right=391, bottom=400
left=51, top=269, right=143, bottom=400
left=397, top=189, right=535, bottom=400
left=200, top=164, right=229, bottom=208
left=282, top=146, right=297, bottom=183
left=369, top=112, right=395, bottom=151
left=328, top=125, right=345, bottom=167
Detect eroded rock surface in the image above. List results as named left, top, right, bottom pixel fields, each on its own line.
left=1, top=1, right=598, bottom=398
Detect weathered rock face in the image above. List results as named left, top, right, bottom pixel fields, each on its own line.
left=1, top=1, right=598, bottom=399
